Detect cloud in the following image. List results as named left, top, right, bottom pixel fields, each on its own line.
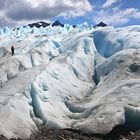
left=0, top=17, right=16, bottom=27
left=0, top=0, right=93, bottom=27
left=0, top=0, right=9, bottom=10
left=94, top=7, right=140, bottom=26
left=102, top=0, right=120, bottom=8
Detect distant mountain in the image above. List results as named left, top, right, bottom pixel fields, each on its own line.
left=28, top=20, right=105, bottom=28
left=28, top=20, right=64, bottom=28
left=52, top=20, right=64, bottom=27
left=28, top=21, right=50, bottom=28
left=94, top=22, right=108, bottom=28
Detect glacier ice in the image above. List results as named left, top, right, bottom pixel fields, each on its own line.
left=0, top=24, right=140, bottom=138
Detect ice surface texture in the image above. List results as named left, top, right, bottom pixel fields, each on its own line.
left=0, top=24, right=140, bottom=138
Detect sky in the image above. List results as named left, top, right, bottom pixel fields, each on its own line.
left=0, top=0, right=140, bottom=27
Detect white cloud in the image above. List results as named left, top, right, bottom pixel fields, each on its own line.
left=60, top=0, right=93, bottom=18
left=13, top=0, right=93, bottom=18
left=94, top=7, right=140, bottom=26
left=0, top=0, right=93, bottom=27
left=102, top=0, right=120, bottom=8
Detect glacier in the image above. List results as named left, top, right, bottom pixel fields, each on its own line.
left=0, top=23, right=140, bottom=139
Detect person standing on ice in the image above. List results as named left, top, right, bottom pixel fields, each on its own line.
left=11, top=46, right=15, bottom=56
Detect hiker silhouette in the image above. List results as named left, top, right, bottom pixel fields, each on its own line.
left=11, top=46, right=14, bottom=56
